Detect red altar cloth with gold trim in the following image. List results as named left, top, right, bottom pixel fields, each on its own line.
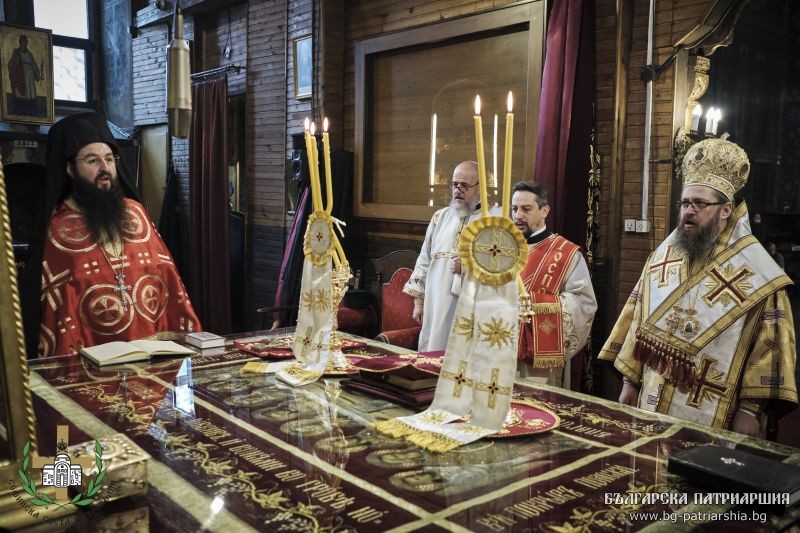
left=26, top=330, right=800, bottom=532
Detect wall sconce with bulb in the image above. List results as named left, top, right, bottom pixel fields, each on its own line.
left=690, top=104, right=702, bottom=133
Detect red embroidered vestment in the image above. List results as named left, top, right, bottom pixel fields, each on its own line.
left=38, top=198, right=201, bottom=356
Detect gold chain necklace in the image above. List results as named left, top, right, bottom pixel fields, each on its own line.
left=98, top=239, right=132, bottom=310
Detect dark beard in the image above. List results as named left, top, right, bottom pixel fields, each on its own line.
left=72, top=178, right=126, bottom=242
left=674, top=211, right=720, bottom=263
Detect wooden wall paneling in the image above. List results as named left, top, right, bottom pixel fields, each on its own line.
left=603, top=0, right=721, bottom=319
left=244, top=0, right=295, bottom=324
left=321, top=0, right=346, bottom=149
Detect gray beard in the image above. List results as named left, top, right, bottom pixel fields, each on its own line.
left=674, top=214, right=720, bottom=263
left=452, top=199, right=478, bottom=217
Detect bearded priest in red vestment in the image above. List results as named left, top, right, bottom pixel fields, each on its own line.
left=21, top=113, right=200, bottom=357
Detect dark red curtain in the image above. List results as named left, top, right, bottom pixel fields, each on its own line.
left=534, top=0, right=595, bottom=392
left=533, top=0, right=594, bottom=247
left=189, top=78, right=231, bottom=333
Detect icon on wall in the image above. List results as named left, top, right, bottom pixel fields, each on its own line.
left=0, top=23, right=54, bottom=124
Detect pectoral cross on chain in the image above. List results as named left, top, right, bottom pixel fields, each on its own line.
left=114, top=271, right=132, bottom=309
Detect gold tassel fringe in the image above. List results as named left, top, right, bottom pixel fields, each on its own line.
left=532, top=355, right=565, bottom=369
left=374, top=418, right=415, bottom=438
left=374, top=419, right=466, bottom=453
left=405, top=430, right=462, bottom=453
left=530, top=303, right=561, bottom=314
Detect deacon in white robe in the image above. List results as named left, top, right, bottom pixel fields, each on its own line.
left=511, top=182, right=597, bottom=389
left=404, top=161, right=485, bottom=352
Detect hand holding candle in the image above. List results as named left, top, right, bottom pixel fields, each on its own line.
left=502, top=91, right=514, bottom=218
left=322, top=117, right=333, bottom=214
left=473, top=95, right=489, bottom=217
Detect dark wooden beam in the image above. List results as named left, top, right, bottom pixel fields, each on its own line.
left=606, top=0, right=633, bottom=330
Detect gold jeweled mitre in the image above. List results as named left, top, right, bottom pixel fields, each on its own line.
left=682, top=138, right=750, bottom=201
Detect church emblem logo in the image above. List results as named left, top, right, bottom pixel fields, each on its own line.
left=17, top=425, right=106, bottom=508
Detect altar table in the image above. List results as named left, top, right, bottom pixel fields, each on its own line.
left=26, top=329, right=800, bottom=532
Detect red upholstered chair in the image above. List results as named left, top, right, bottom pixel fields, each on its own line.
left=374, top=267, right=421, bottom=349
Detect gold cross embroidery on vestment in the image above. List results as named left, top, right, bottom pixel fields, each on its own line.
left=440, top=360, right=474, bottom=398
left=474, top=368, right=512, bottom=409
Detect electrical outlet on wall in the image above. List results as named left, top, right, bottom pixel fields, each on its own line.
left=635, top=220, right=650, bottom=233
left=624, top=219, right=636, bottom=232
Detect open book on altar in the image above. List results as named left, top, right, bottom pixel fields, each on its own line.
left=80, top=340, right=194, bottom=366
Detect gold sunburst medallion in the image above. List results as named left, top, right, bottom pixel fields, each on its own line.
left=459, top=216, right=527, bottom=285
left=303, top=210, right=335, bottom=265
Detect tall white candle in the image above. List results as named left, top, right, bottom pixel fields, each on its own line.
left=429, top=113, right=437, bottom=187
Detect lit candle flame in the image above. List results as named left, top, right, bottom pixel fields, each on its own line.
left=474, top=95, right=481, bottom=116
left=310, top=122, right=316, bottom=136
left=507, top=91, right=513, bottom=113
left=323, top=117, right=329, bottom=132
left=304, top=117, right=310, bottom=131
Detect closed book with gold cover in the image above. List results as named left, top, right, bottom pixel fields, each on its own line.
left=668, top=444, right=800, bottom=508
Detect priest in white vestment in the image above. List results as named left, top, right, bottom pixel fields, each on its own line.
left=511, top=182, right=597, bottom=389
left=404, top=161, right=486, bottom=352
left=599, top=138, right=797, bottom=436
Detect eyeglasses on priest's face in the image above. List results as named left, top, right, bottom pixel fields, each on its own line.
left=675, top=199, right=726, bottom=212
left=450, top=181, right=479, bottom=192
left=73, top=154, right=121, bottom=168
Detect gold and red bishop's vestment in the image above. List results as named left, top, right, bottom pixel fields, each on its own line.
left=517, top=230, right=597, bottom=388
left=38, top=197, right=201, bottom=357
left=598, top=202, right=797, bottom=429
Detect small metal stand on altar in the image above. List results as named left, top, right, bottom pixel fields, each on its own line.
left=327, top=264, right=352, bottom=371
